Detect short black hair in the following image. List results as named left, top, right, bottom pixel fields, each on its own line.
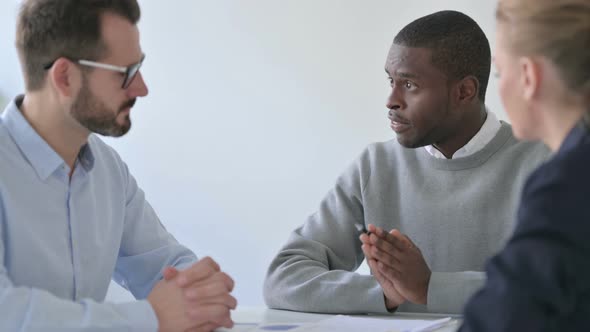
left=394, top=10, right=491, bottom=102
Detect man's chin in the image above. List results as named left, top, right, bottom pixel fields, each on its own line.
left=95, top=122, right=131, bottom=137
left=111, top=117, right=132, bottom=137
left=395, top=136, right=425, bottom=149
left=112, top=124, right=131, bottom=137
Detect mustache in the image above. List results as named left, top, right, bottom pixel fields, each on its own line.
left=119, top=98, right=136, bottom=112
left=388, top=110, right=409, bottom=124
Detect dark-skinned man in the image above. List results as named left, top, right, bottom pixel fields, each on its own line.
left=264, top=10, right=548, bottom=315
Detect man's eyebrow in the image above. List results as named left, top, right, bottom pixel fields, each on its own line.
left=385, top=69, right=420, bottom=79
left=396, top=71, right=420, bottom=79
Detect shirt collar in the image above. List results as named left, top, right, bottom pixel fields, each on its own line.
left=424, top=109, right=501, bottom=159
left=1, top=95, right=95, bottom=181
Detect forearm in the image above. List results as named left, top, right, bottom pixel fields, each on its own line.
left=264, top=151, right=376, bottom=313
left=119, top=171, right=198, bottom=298
left=264, top=257, right=388, bottom=314
left=0, top=283, right=158, bottom=331
left=115, top=242, right=197, bottom=299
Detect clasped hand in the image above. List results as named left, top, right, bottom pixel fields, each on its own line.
left=148, top=256, right=237, bottom=332
left=360, top=224, right=431, bottom=310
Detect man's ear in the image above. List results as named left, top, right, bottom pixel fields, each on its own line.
left=48, top=58, right=79, bottom=98
left=456, top=75, right=480, bottom=105
left=520, top=56, right=540, bottom=102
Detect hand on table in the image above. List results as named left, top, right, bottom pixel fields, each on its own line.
left=152, top=257, right=236, bottom=331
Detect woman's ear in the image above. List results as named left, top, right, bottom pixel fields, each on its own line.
left=519, top=56, right=541, bottom=102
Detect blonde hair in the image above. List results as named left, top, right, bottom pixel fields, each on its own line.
left=496, top=0, right=590, bottom=98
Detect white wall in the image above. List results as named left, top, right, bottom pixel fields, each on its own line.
left=0, top=1, right=503, bottom=305
left=0, top=1, right=21, bottom=107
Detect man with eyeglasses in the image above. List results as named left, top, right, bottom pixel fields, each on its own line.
left=0, top=1, right=235, bottom=331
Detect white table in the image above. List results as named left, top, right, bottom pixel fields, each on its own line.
left=220, top=306, right=461, bottom=331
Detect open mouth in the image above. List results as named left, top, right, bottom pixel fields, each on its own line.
left=388, top=112, right=410, bottom=133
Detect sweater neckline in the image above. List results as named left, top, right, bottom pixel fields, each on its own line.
left=417, top=122, right=514, bottom=171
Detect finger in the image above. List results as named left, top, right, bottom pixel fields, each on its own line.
left=377, top=260, right=402, bottom=282
left=359, top=233, right=371, bottom=244
left=162, top=266, right=178, bottom=281
left=372, top=260, right=406, bottom=307
left=184, top=271, right=234, bottom=297
left=177, top=257, right=220, bottom=287
left=393, top=229, right=416, bottom=250
left=369, top=259, right=387, bottom=283
left=196, top=271, right=235, bottom=291
left=371, top=232, right=414, bottom=263
left=185, top=281, right=233, bottom=301
left=368, top=259, right=394, bottom=288
left=361, top=243, right=375, bottom=260
left=220, top=315, right=235, bottom=328
left=367, top=258, right=381, bottom=278
left=187, top=293, right=238, bottom=310
left=376, top=228, right=409, bottom=251
left=188, top=304, right=231, bottom=326
left=370, top=232, right=399, bottom=254
left=186, top=322, right=220, bottom=332
left=367, top=224, right=378, bottom=234
left=370, top=245, right=401, bottom=270
left=370, top=253, right=403, bottom=284
left=219, top=271, right=235, bottom=292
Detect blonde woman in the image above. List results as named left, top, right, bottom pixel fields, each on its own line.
left=460, top=0, right=590, bottom=330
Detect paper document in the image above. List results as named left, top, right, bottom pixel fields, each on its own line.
left=287, top=315, right=453, bottom=332
left=218, top=322, right=305, bottom=332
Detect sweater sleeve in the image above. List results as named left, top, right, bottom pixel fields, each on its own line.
left=263, top=148, right=390, bottom=314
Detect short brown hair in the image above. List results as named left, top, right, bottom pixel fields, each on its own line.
left=496, top=0, right=590, bottom=97
left=16, top=0, right=141, bottom=91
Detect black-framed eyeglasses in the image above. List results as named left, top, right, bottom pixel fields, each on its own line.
left=43, top=54, right=145, bottom=89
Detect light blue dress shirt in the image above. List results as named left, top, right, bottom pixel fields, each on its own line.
left=0, top=96, right=198, bottom=331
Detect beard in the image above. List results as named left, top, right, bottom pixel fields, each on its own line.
left=70, top=79, right=135, bottom=137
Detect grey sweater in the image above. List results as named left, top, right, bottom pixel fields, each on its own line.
left=264, top=122, right=549, bottom=315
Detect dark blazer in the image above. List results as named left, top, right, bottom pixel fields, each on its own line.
left=460, top=122, right=590, bottom=331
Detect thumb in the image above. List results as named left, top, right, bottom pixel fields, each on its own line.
left=162, top=266, right=179, bottom=281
